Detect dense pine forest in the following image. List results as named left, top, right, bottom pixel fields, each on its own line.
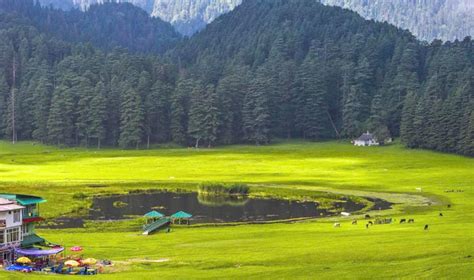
left=0, top=0, right=472, bottom=155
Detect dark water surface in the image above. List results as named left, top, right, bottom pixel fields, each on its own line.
left=89, top=192, right=339, bottom=223
left=43, top=192, right=391, bottom=228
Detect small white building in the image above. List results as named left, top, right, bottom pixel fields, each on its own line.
left=0, top=198, right=24, bottom=265
left=353, top=132, right=379, bottom=146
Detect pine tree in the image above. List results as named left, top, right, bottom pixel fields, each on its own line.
left=31, top=65, right=53, bottom=143
left=0, top=72, right=9, bottom=138
left=187, top=82, right=207, bottom=148
left=47, top=84, right=75, bottom=145
left=400, top=91, right=417, bottom=147
left=170, top=78, right=193, bottom=145
left=76, top=76, right=95, bottom=146
left=298, top=44, right=329, bottom=140
left=118, top=87, right=144, bottom=149
left=243, top=68, right=271, bottom=145
left=89, top=81, right=107, bottom=148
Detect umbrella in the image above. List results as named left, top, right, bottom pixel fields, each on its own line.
left=16, top=257, right=32, bottom=264
left=64, top=260, right=80, bottom=267
left=70, top=246, right=83, bottom=252
left=82, top=258, right=97, bottom=265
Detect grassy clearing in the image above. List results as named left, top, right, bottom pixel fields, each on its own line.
left=0, top=140, right=472, bottom=279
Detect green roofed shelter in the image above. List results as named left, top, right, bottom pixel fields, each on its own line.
left=171, top=211, right=192, bottom=219
left=0, top=194, right=46, bottom=206
left=144, top=211, right=165, bottom=219
left=171, top=211, right=192, bottom=225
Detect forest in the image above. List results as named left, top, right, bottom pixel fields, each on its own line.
left=0, top=0, right=472, bottom=155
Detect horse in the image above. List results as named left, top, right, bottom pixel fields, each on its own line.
left=408, top=219, right=415, bottom=223
left=365, top=214, right=371, bottom=219
left=352, top=220, right=358, bottom=225
left=334, top=223, right=341, bottom=228
left=368, top=221, right=373, bottom=226
left=400, top=219, right=406, bottom=224
left=366, top=224, right=369, bottom=229
left=424, top=224, right=429, bottom=230
left=439, top=213, right=443, bottom=217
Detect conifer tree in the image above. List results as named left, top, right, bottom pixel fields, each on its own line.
left=118, top=87, right=144, bottom=149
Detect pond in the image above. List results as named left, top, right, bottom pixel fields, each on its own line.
left=87, top=191, right=366, bottom=223
left=42, top=191, right=392, bottom=229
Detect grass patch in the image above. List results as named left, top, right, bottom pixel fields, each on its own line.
left=0, top=140, right=472, bottom=279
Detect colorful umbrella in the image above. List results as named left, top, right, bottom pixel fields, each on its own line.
left=82, top=258, right=97, bottom=265
left=64, top=260, right=80, bottom=267
left=70, top=246, right=83, bottom=252
left=16, top=257, right=32, bottom=264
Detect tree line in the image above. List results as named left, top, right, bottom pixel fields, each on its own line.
left=0, top=0, right=472, bottom=155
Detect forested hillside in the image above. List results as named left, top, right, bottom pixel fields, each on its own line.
left=0, top=0, right=472, bottom=155
left=0, top=0, right=180, bottom=53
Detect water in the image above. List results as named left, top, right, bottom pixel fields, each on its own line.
left=42, top=192, right=391, bottom=228
left=89, top=192, right=362, bottom=223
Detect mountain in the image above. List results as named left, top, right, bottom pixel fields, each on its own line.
left=38, top=0, right=473, bottom=41
left=37, top=0, right=242, bottom=36
left=318, top=0, right=474, bottom=42
left=151, top=0, right=241, bottom=36
left=0, top=0, right=181, bottom=53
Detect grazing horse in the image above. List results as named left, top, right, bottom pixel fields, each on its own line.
left=352, top=220, right=358, bottom=225
left=365, top=214, right=371, bottom=219
left=408, top=219, right=415, bottom=223
left=439, top=213, right=443, bottom=217
left=368, top=221, right=373, bottom=226
left=400, top=219, right=407, bottom=224
left=424, top=224, right=429, bottom=230
left=334, top=223, right=341, bottom=228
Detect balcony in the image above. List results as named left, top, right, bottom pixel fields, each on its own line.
left=23, top=210, right=40, bottom=219
left=0, top=220, right=5, bottom=229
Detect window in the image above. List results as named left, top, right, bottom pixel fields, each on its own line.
left=6, top=227, right=20, bottom=243
left=0, top=230, right=4, bottom=244
left=13, top=210, right=21, bottom=223
left=22, top=224, right=28, bottom=235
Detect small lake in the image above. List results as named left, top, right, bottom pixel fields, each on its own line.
left=88, top=192, right=365, bottom=223
left=43, top=192, right=392, bottom=229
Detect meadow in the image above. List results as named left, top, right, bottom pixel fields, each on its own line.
left=0, top=140, right=472, bottom=279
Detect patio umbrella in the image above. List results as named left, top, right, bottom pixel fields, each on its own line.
left=65, top=260, right=80, bottom=267
left=82, top=258, right=97, bottom=265
left=16, top=257, right=32, bottom=264
left=70, top=246, right=83, bottom=252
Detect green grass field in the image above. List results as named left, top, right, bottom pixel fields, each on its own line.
left=0, top=140, right=472, bottom=279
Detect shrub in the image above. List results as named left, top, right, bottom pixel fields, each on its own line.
left=198, top=183, right=250, bottom=196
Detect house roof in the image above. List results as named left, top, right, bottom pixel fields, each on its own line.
left=0, top=198, right=24, bottom=211
left=0, top=194, right=46, bottom=206
left=357, top=132, right=376, bottom=141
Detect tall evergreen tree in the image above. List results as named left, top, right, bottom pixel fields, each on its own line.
left=118, top=87, right=144, bottom=148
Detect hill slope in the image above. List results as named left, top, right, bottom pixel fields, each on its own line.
left=38, top=0, right=473, bottom=40
left=1, top=0, right=181, bottom=53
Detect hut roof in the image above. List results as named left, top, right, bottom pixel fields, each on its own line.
left=144, top=211, right=165, bottom=218
left=171, top=211, right=192, bottom=219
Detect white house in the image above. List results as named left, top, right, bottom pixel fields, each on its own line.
left=0, top=198, right=24, bottom=265
left=353, top=132, right=379, bottom=146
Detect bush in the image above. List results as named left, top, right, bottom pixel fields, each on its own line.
left=198, top=183, right=249, bottom=196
